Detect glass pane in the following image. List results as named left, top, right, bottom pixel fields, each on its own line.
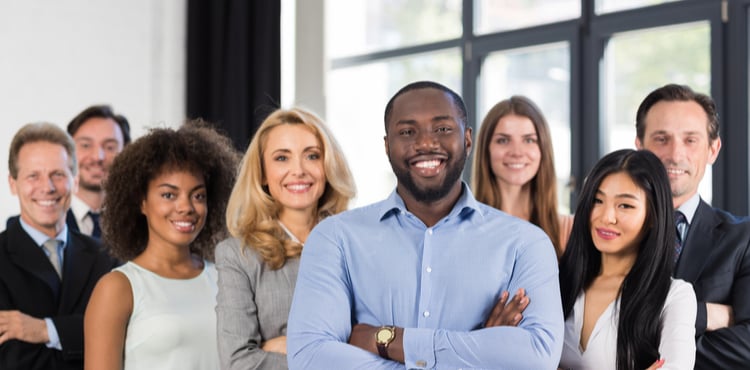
left=475, top=0, right=580, bottom=34
left=596, top=0, right=681, bottom=14
left=326, top=49, right=462, bottom=207
left=478, top=42, right=572, bottom=213
left=326, top=0, right=462, bottom=58
left=601, top=21, right=711, bottom=201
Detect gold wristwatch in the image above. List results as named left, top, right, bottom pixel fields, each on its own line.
left=375, top=326, right=396, bottom=360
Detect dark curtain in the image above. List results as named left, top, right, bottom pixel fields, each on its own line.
left=186, top=0, right=281, bottom=151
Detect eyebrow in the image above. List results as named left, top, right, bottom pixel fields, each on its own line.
left=596, top=189, right=641, bottom=201
left=271, top=146, right=321, bottom=154
left=395, top=115, right=456, bottom=125
left=157, top=183, right=206, bottom=192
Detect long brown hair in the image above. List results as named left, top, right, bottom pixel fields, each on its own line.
left=471, top=96, right=562, bottom=256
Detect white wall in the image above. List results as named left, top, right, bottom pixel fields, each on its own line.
left=0, top=0, right=186, bottom=228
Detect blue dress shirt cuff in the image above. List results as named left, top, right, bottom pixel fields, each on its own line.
left=44, top=318, right=62, bottom=350
left=403, top=328, right=435, bottom=369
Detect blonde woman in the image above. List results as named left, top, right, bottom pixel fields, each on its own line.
left=215, top=108, right=355, bottom=369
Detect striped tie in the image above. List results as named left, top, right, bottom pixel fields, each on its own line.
left=674, top=211, right=688, bottom=265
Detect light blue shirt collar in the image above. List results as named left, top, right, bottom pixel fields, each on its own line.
left=676, top=193, right=701, bottom=225
left=18, top=217, right=69, bottom=249
left=378, top=182, right=483, bottom=225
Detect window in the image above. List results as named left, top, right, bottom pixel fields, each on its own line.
left=312, top=0, right=746, bottom=213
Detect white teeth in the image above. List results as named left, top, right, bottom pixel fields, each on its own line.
left=38, top=200, right=56, bottom=207
left=173, top=221, right=194, bottom=228
left=415, top=160, right=440, bottom=169
left=667, top=169, right=686, bottom=175
left=287, top=184, right=310, bottom=191
left=506, top=163, right=525, bottom=169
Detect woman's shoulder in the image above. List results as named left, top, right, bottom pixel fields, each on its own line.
left=215, top=236, right=264, bottom=266
left=666, top=278, right=698, bottom=306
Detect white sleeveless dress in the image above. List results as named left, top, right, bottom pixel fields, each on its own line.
left=115, top=261, right=220, bottom=370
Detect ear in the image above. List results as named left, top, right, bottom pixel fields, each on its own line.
left=707, top=137, right=722, bottom=165
left=464, top=127, right=473, bottom=156
left=140, top=198, right=147, bottom=215
left=8, top=175, right=17, bottom=196
left=384, top=135, right=390, bottom=157
left=635, top=136, right=644, bottom=149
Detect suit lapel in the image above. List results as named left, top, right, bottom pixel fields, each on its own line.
left=6, top=222, right=61, bottom=298
left=675, top=200, right=721, bottom=282
left=66, top=209, right=80, bottom=233
left=59, top=233, right=96, bottom=313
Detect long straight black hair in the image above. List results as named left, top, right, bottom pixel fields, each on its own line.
left=559, top=149, right=674, bottom=370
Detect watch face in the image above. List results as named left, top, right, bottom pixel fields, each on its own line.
left=376, top=328, right=394, bottom=343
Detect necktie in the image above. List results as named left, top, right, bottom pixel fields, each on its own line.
left=43, top=239, right=62, bottom=278
left=674, top=211, right=688, bottom=265
left=88, top=211, right=102, bottom=239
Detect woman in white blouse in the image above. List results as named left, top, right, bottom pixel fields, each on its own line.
left=558, top=149, right=696, bottom=370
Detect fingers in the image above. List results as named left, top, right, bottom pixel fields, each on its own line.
left=646, top=359, right=665, bottom=369
left=484, top=291, right=509, bottom=327
left=485, top=289, right=531, bottom=328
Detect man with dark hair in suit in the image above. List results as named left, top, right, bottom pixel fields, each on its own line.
left=0, top=122, right=116, bottom=370
left=635, top=83, right=750, bottom=369
left=6, top=105, right=130, bottom=239
left=66, top=105, right=130, bottom=238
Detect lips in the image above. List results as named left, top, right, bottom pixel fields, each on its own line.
left=285, top=182, right=313, bottom=193
left=35, top=198, right=59, bottom=208
left=171, top=220, right=197, bottom=233
left=666, top=168, right=687, bottom=176
left=505, top=162, right=527, bottom=169
left=595, top=227, right=619, bottom=240
left=410, top=156, right=446, bottom=177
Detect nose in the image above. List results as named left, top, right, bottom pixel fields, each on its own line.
left=604, top=205, right=617, bottom=225
left=96, top=147, right=105, bottom=161
left=290, top=157, right=306, bottom=177
left=508, top=141, right=523, bottom=156
left=43, top=176, right=57, bottom=193
left=176, top=194, right=196, bottom=214
left=415, top=130, right=438, bottom=152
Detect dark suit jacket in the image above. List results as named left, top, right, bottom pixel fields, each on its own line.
left=0, top=220, right=117, bottom=370
left=674, top=199, right=750, bottom=369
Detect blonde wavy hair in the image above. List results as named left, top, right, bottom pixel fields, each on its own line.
left=225, top=107, right=356, bottom=269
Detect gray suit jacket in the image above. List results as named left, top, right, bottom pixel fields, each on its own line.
left=215, top=237, right=299, bottom=370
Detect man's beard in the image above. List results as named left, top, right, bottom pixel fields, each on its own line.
left=390, top=150, right=467, bottom=203
left=79, top=177, right=103, bottom=192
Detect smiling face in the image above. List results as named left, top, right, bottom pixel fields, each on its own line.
left=73, top=117, right=125, bottom=192
left=9, top=141, right=76, bottom=238
left=488, top=114, right=541, bottom=189
left=262, top=124, right=326, bottom=218
left=589, top=172, right=648, bottom=258
left=636, top=100, right=721, bottom=208
left=140, top=170, right=207, bottom=250
left=385, top=88, right=472, bottom=204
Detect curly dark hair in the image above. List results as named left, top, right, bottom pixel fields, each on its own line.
left=102, top=120, right=240, bottom=261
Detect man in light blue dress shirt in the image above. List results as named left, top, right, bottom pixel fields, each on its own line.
left=287, top=81, right=564, bottom=369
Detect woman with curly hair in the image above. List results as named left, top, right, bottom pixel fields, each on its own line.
left=472, top=96, right=572, bottom=257
left=215, top=107, right=355, bottom=369
left=84, top=120, right=240, bottom=370
left=558, top=149, right=696, bottom=370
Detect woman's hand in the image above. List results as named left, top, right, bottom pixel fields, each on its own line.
left=261, top=335, right=287, bottom=354
left=645, top=358, right=665, bottom=369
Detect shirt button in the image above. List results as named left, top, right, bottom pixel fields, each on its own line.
left=426, top=267, right=432, bottom=273
left=427, top=229, right=433, bottom=235
left=423, top=311, right=430, bottom=317
left=416, top=360, right=427, bottom=367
